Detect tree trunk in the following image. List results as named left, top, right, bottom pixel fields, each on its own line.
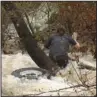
left=47, top=2, right=50, bottom=36
left=67, top=18, right=72, bottom=35
left=2, top=1, right=59, bottom=74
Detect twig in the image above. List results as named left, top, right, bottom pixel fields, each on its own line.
left=70, top=61, right=96, bottom=95
left=21, top=84, right=95, bottom=96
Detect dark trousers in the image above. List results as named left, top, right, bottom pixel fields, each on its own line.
left=49, top=54, right=68, bottom=68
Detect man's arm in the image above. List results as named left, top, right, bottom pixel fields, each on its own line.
left=67, top=36, right=80, bottom=49
left=74, top=40, right=80, bottom=49
left=44, top=36, right=53, bottom=49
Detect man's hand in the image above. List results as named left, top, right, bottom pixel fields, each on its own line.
left=74, top=41, right=80, bottom=49
left=68, top=55, right=76, bottom=61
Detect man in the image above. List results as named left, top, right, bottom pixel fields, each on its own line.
left=44, top=27, right=80, bottom=69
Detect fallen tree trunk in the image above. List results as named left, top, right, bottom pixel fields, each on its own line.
left=2, top=1, right=59, bottom=74
left=78, top=61, right=96, bottom=70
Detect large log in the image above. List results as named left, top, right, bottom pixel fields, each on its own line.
left=2, top=1, right=59, bottom=75
left=78, top=60, right=96, bottom=70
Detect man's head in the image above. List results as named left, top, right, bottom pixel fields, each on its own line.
left=57, top=27, right=65, bottom=36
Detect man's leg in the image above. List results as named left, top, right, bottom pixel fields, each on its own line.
left=49, top=54, right=56, bottom=63
left=56, top=55, right=68, bottom=68
left=63, top=55, right=68, bottom=68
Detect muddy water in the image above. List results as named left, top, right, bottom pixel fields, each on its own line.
left=2, top=53, right=96, bottom=96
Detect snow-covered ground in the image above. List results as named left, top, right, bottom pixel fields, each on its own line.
left=2, top=53, right=96, bottom=96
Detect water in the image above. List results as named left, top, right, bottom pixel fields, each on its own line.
left=2, top=53, right=96, bottom=96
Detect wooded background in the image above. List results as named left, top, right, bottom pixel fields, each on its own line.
left=1, top=1, right=96, bottom=56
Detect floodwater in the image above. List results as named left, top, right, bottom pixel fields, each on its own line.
left=2, top=53, right=96, bottom=96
